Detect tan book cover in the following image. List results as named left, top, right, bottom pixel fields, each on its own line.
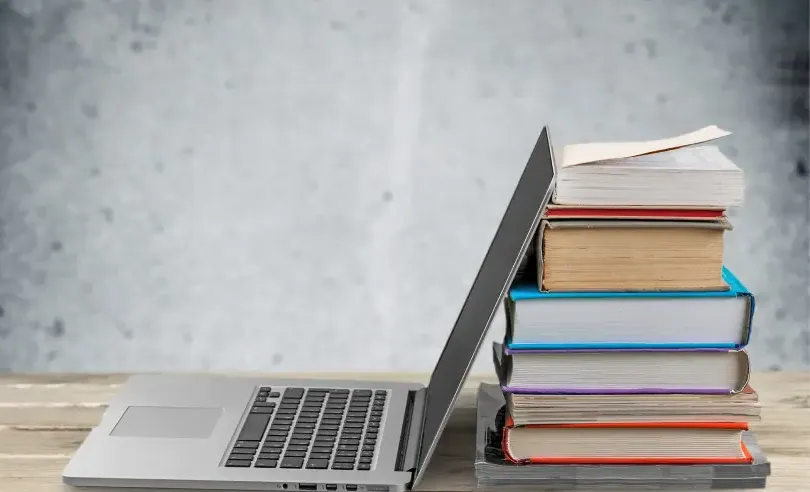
left=536, top=218, right=731, bottom=292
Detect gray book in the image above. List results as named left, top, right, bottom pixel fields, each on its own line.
left=475, top=383, right=770, bottom=490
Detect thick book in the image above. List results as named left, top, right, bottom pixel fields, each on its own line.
left=493, top=342, right=750, bottom=395
left=505, top=385, right=761, bottom=426
left=554, top=126, right=744, bottom=207
left=506, top=266, right=754, bottom=350
left=537, top=217, right=731, bottom=292
left=501, top=419, right=754, bottom=465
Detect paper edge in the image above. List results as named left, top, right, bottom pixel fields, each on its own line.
left=561, top=125, right=732, bottom=168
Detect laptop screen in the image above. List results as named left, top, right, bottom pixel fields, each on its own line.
left=414, top=128, right=556, bottom=482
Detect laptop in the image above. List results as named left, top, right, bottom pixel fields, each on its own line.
left=62, top=127, right=557, bottom=492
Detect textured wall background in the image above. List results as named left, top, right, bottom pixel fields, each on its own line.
left=0, top=0, right=807, bottom=373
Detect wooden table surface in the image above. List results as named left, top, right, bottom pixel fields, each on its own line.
left=0, top=372, right=807, bottom=491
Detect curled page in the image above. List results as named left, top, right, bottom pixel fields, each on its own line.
left=561, top=125, right=731, bottom=168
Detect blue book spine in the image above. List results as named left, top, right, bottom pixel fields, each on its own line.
left=505, top=266, right=755, bottom=351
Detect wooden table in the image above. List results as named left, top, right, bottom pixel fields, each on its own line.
left=0, top=372, right=808, bottom=491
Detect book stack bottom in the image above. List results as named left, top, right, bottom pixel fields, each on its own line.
left=474, top=383, right=772, bottom=489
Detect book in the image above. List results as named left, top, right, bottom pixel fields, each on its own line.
left=543, top=204, right=726, bottom=220
left=494, top=342, right=750, bottom=394
left=537, top=218, right=731, bottom=291
left=506, top=385, right=761, bottom=426
left=501, top=419, right=754, bottom=465
left=505, top=266, right=754, bottom=350
left=475, top=382, right=771, bottom=489
left=554, top=126, right=744, bottom=207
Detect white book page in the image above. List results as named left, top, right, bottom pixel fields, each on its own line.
left=561, top=125, right=731, bottom=167
left=588, top=145, right=741, bottom=171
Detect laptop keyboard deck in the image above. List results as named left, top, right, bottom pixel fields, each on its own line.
left=225, top=387, right=387, bottom=470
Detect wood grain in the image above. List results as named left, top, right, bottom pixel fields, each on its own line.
left=0, top=372, right=806, bottom=491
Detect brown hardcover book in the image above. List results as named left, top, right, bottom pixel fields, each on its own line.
left=537, top=218, right=732, bottom=292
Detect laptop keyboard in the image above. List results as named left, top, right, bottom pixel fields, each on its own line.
left=225, top=387, right=388, bottom=471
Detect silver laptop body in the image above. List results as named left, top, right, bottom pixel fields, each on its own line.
left=63, top=128, right=556, bottom=492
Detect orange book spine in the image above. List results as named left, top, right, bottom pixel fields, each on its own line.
left=501, top=417, right=753, bottom=465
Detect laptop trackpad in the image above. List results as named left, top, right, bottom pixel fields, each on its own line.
left=110, top=406, right=223, bottom=439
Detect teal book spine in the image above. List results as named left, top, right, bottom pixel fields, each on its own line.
left=506, top=266, right=755, bottom=350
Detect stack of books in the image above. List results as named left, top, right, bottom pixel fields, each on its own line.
left=485, top=126, right=770, bottom=489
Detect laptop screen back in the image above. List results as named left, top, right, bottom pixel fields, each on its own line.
left=414, top=128, right=556, bottom=484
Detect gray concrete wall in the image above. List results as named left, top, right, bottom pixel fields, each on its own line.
left=0, top=0, right=807, bottom=373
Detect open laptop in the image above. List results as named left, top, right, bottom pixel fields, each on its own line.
left=63, top=127, right=556, bottom=491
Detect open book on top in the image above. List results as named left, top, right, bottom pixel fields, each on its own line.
left=553, top=126, right=744, bottom=208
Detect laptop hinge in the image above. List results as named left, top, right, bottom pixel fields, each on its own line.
left=396, top=388, right=426, bottom=474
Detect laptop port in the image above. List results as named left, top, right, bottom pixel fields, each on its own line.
left=346, top=485, right=358, bottom=491
left=325, top=485, right=337, bottom=491
left=299, top=484, right=317, bottom=491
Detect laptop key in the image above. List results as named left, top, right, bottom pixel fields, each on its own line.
left=233, top=440, right=260, bottom=449
left=225, top=459, right=252, bottom=468
left=358, top=464, right=371, bottom=470
left=280, top=457, right=304, bottom=469
left=237, top=414, right=271, bottom=441
left=255, top=459, right=278, bottom=468
left=230, top=448, right=256, bottom=455
left=306, top=459, right=329, bottom=469
left=284, top=450, right=306, bottom=458
left=309, top=452, right=331, bottom=460
left=283, top=387, right=305, bottom=399
left=332, top=462, right=354, bottom=470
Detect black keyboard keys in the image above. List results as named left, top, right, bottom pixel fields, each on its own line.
left=358, top=390, right=386, bottom=470
left=283, top=387, right=305, bottom=399
left=280, top=457, right=304, bottom=469
left=237, top=414, right=271, bottom=441
left=226, top=386, right=386, bottom=470
left=255, top=459, right=278, bottom=468
left=306, top=458, right=329, bottom=469
left=225, top=458, right=253, bottom=467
